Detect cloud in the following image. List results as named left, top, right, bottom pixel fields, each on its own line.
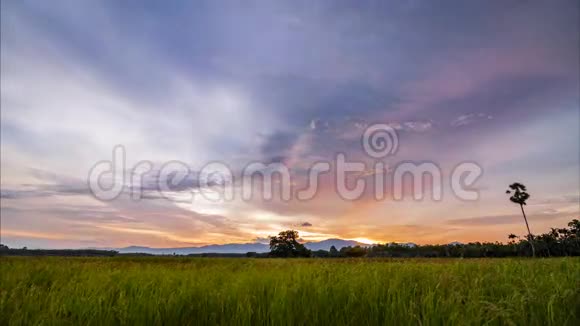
left=1, top=165, right=232, bottom=202
left=1, top=168, right=91, bottom=199
left=530, top=195, right=580, bottom=205
left=402, top=120, right=434, bottom=132
left=300, top=222, right=313, bottom=227
left=450, top=113, right=493, bottom=127
left=0, top=186, right=89, bottom=199
left=252, top=237, right=271, bottom=244
left=0, top=0, right=578, bottom=248
left=447, top=211, right=573, bottom=226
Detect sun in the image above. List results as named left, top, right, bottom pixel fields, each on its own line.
left=349, top=237, right=377, bottom=245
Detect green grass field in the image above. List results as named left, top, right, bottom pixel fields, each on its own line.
left=1, top=257, right=579, bottom=325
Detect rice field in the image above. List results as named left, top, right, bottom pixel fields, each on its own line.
left=1, top=257, right=579, bottom=325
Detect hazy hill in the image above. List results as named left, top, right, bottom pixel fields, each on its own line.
left=116, top=239, right=369, bottom=255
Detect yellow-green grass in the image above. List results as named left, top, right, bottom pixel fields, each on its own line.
left=1, top=257, right=579, bottom=325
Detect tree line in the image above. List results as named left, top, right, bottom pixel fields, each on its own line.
left=0, top=245, right=119, bottom=257
left=266, top=219, right=580, bottom=258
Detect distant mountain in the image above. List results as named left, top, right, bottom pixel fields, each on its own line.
left=116, top=239, right=369, bottom=255
left=118, top=243, right=270, bottom=255
left=303, top=239, right=366, bottom=251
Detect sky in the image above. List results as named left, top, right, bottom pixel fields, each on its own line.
left=1, top=0, right=579, bottom=249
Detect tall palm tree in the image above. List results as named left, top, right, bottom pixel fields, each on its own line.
left=506, top=182, right=535, bottom=257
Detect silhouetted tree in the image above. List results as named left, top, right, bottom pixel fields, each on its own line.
left=507, top=234, right=519, bottom=254
left=269, top=230, right=311, bottom=257
left=569, top=219, right=580, bottom=236
left=506, top=182, right=535, bottom=257
left=329, top=245, right=338, bottom=257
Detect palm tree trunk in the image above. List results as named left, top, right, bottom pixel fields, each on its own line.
left=520, top=204, right=535, bottom=257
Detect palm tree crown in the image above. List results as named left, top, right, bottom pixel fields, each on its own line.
left=506, top=182, right=530, bottom=205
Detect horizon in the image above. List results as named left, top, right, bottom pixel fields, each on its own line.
left=3, top=236, right=414, bottom=251
left=1, top=1, right=579, bottom=250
